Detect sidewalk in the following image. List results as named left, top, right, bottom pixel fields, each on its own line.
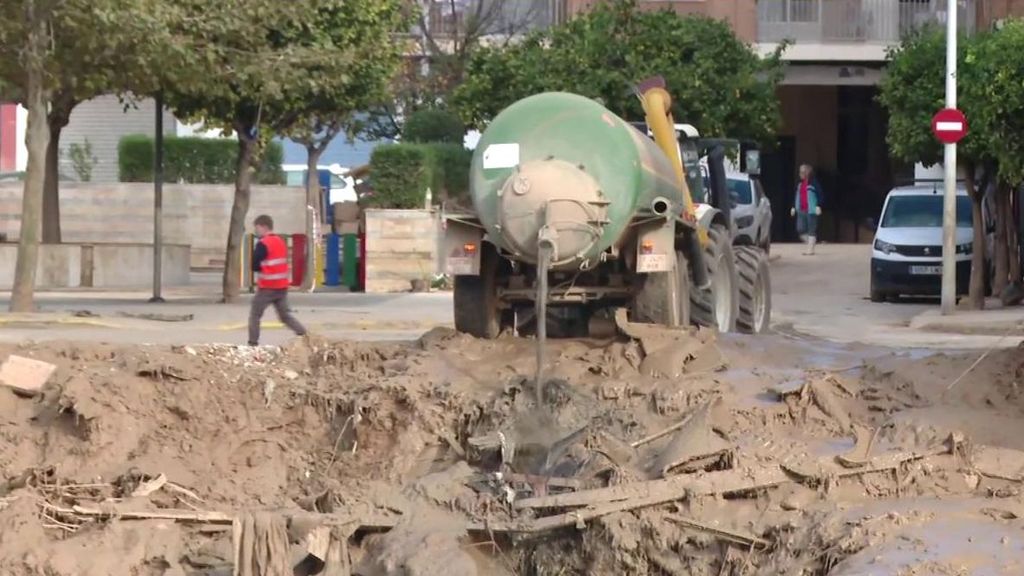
left=910, top=300, right=1024, bottom=337
left=0, top=287, right=455, bottom=345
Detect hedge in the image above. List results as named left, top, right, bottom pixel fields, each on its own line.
left=118, top=135, right=285, bottom=185
left=401, top=108, right=465, bottom=145
left=366, top=143, right=473, bottom=209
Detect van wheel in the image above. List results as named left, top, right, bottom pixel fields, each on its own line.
left=870, top=287, right=885, bottom=303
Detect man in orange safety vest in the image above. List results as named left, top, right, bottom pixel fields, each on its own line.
left=248, top=214, right=307, bottom=346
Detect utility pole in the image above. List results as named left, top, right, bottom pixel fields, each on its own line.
left=150, top=91, right=165, bottom=303
left=940, top=0, right=957, bottom=315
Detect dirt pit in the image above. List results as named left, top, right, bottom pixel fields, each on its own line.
left=1, top=329, right=1024, bottom=575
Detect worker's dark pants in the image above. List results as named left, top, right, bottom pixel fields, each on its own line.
left=248, top=288, right=306, bottom=345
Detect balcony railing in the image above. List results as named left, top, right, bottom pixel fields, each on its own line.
left=757, top=0, right=977, bottom=44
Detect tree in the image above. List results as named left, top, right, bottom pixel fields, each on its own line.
left=168, top=0, right=407, bottom=301
left=878, top=27, right=992, bottom=309
left=0, top=0, right=180, bottom=243
left=362, top=0, right=548, bottom=140
left=5, top=0, right=52, bottom=312
left=965, top=21, right=1024, bottom=294
left=452, top=0, right=785, bottom=144
left=277, top=0, right=408, bottom=290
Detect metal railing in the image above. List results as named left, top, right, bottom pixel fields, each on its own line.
left=757, top=0, right=977, bottom=44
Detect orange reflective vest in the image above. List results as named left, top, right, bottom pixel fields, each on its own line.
left=257, top=234, right=290, bottom=289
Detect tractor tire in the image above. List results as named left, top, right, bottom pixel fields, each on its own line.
left=633, top=249, right=690, bottom=328
left=690, top=223, right=739, bottom=332
left=735, top=246, right=771, bottom=334
left=453, top=243, right=508, bottom=339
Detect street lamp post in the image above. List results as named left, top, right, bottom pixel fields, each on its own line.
left=150, top=91, right=165, bottom=304
left=940, top=0, right=957, bottom=315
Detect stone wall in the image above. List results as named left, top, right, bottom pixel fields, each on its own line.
left=0, top=243, right=190, bottom=289
left=0, top=182, right=306, bottom=269
left=363, top=209, right=441, bottom=293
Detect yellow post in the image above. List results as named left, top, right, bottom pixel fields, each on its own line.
left=315, top=238, right=325, bottom=286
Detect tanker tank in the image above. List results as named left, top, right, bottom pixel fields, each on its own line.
left=469, top=92, right=686, bottom=270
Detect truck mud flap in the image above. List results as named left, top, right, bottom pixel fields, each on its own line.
left=444, top=219, right=484, bottom=276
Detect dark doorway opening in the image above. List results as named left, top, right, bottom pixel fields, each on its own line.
left=761, top=136, right=796, bottom=242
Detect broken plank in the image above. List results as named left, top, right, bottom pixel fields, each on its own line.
left=516, top=440, right=956, bottom=512
left=664, top=515, right=770, bottom=549
left=514, top=465, right=791, bottom=512
left=49, top=503, right=234, bottom=524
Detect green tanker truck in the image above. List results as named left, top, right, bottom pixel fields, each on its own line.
left=443, top=79, right=770, bottom=338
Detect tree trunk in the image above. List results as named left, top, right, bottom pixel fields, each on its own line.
left=303, top=147, right=324, bottom=291
left=965, top=169, right=986, bottom=310
left=222, top=133, right=257, bottom=303
left=993, top=183, right=1010, bottom=296
left=42, top=117, right=66, bottom=244
left=11, top=3, right=51, bottom=313
left=1005, top=186, right=1021, bottom=285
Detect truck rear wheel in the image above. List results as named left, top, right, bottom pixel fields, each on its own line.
left=633, top=249, right=690, bottom=327
left=453, top=243, right=508, bottom=339
left=690, top=223, right=738, bottom=332
left=735, top=246, right=771, bottom=334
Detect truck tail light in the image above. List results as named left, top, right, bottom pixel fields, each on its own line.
left=640, top=240, right=654, bottom=254
left=463, top=243, right=477, bottom=255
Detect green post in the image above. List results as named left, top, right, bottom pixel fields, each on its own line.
left=342, top=233, right=358, bottom=288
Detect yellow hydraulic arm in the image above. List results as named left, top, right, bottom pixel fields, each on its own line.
left=636, top=76, right=706, bottom=244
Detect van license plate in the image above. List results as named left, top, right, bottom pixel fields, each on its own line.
left=910, top=265, right=942, bottom=275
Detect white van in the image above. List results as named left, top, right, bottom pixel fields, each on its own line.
left=282, top=163, right=358, bottom=204
left=870, top=184, right=973, bottom=302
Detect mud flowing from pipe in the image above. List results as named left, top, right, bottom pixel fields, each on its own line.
left=535, top=243, right=553, bottom=408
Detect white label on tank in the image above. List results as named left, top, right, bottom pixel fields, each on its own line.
left=482, top=143, right=520, bottom=169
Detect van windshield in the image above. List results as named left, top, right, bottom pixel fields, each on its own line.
left=881, top=195, right=972, bottom=228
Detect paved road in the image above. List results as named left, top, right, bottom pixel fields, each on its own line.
left=770, top=242, right=1022, bottom=348
left=0, top=245, right=1019, bottom=348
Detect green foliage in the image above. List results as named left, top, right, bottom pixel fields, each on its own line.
left=452, top=0, right=785, bottom=143
left=367, top=143, right=473, bottom=209
left=66, top=139, right=97, bottom=182
left=429, top=143, right=473, bottom=203
left=880, top=22, right=1024, bottom=187
left=402, top=108, right=466, bottom=144
left=964, top=20, right=1024, bottom=186
left=118, top=135, right=284, bottom=184
left=367, top=144, right=435, bottom=209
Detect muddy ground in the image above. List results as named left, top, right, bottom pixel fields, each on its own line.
left=1, top=328, right=1024, bottom=575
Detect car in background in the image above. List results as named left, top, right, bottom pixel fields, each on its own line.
left=282, top=163, right=357, bottom=204
left=870, top=184, right=973, bottom=302
left=726, top=172, right=772, bottom=251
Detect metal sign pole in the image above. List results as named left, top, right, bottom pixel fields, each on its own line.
left=150, top=90, right=165, bottom=303
left=941, top=0, right=957, bottom=315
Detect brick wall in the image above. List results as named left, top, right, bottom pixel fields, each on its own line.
left=363, top=209, right=440, bottom=293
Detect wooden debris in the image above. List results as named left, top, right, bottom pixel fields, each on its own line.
left=0, top=355, right=56, bottom=397
left=665, top=514, right=769, bottom=549
left=514, top=465, right=790, bottom=512
left=782, top=437, right=955, bottom=481
left=44, top=502, right=233, bottom=524
left=130, top=473, right=168, bottom=498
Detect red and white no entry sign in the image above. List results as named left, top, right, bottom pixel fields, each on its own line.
left=932, top=108, right=968, bottom=144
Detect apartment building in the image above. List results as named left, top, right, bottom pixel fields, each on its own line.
left=563, top=0, right=1022, bottom=242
